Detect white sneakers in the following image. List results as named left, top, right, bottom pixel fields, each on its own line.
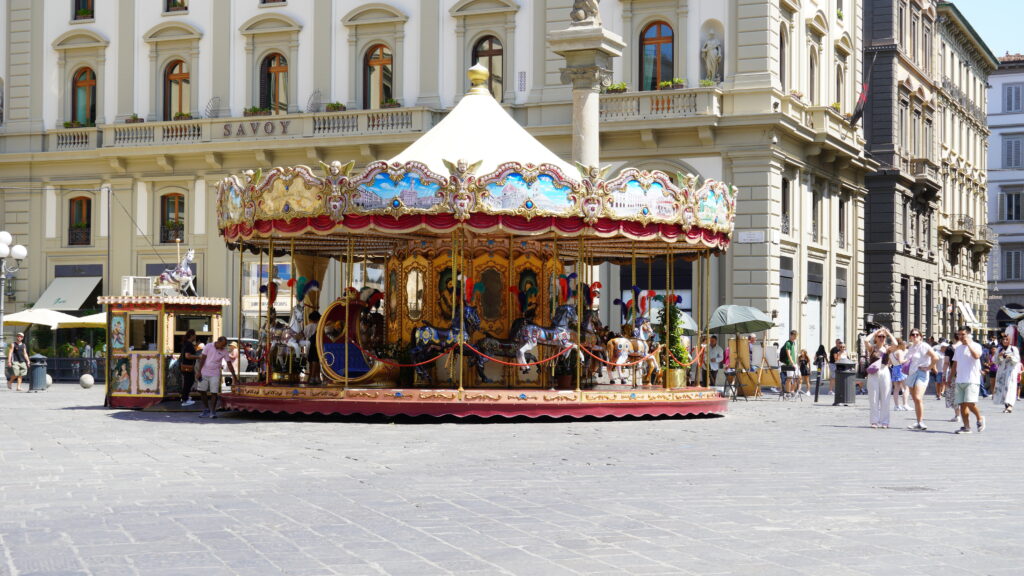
left=181, top=398, right=195, bottom=407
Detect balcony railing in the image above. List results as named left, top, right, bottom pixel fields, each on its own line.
left=48, top=127, right=101, bottom=151
left=599, top=87, right=722, bottom=122
left=68, top=227, right=91, bottom=246
left=810, top=218, right=819, bottom=243
left=973, top=224, right=995, bottom=252
left=838, top=229, right=846, bottom=249
left=160, top=224, right=184, bottom=244
left=781, top=213, right=791, bottom=235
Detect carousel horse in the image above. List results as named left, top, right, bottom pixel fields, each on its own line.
left=157, top=248, right=196, bottom=296
left=606, top=318, right=660, bottom=387
left=512, top=304, right=579, bottom=373
left=410, top=303, right=483, bottom=385
left=581, top=307, right=609, bottom=380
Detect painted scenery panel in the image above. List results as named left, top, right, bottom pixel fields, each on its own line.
left=482, top=173, right=572, bottom=212
left=607, top=180, right=676, bottom=219
left=355, top=172, right=442, bottom=210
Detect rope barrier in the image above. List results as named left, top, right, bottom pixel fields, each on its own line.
left=666, top=346, right=704, bottom=368
left=462, top=342, right=572, bottom=367
left=580, top=343, right=664, bottom=367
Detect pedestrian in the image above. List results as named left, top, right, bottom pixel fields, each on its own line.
left=305, top=310, right=322, bottom=385
left=797, top=349, right=811, bottom=395
left=864, top=327, right=894, bottom=428
left=705, top=335, right=723, bottom=387
left=905, top=328, right=939, bottom=431
left=932, top=339, right=949, bottom=400
left=950, top=326, right=984, bottom=434
left=780, top=330, right=798, bottom=397
left=6, top=332, right=28, bottom=392
left=179, top=329, right=199, bottom=407
left=194, top=336, right=238, bottom=419
left=992, top=332, right=1021, bottom=413
left=984, top=345, right=999, bottom=395
left=890, top=339, right=909, bottom=411
left=828, top=339, right=843, bottom=394
left=814, top=345, right=828, bottom=395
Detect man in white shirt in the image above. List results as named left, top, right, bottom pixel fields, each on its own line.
left=950, top=326, right=984, bottom=434
left=705, top=335, right=724, bottom=387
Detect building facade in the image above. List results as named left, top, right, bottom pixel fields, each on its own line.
left=0, top=0, right=872, bottom=351
left=987, top=54, right=1024, bottom=328
left=862, top=0, right=995, bottom=339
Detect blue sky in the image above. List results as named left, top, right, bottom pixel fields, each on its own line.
left=954, top=1, right=1020, bottom=59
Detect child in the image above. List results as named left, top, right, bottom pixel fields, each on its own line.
left=797, top=349, right=811, bottom=396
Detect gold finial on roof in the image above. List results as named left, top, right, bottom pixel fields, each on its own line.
left=468, top=63, right=490, bottom=94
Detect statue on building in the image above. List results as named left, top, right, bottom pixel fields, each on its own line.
left=570, top=0, right=601, bottom=27
left=701, top=30, right=722, bottom=82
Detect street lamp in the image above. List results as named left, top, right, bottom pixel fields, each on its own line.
left=0, top=230, right=28, bottom=389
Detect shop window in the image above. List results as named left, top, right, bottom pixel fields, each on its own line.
left=128, top=314, right=159, bottom=351
left=639, top=22, right=673, bottom=91
left=72, top=67, right=96, bottom=125
left=472, top=36, right=503, bottom=101
left=364, top=44, right=394, bottom=109
left=259, top=53, right=288, bottom=114
left=163, top=60, right=191, bottom=120
left=69, top=196, right=91, bottom=246
left=160, top=193, right=185, bottom=243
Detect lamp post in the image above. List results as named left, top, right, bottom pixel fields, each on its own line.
left=0, top=230, right=28, bottom=389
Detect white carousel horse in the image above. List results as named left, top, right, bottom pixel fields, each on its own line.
left=157, top=249, right=197, bottom=296
left=606, top=318, right=660, bottom=387
left=513, top=305, right=579, bottom=374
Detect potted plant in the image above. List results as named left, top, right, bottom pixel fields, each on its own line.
left=658, top=80, right=674, bottom=90
left=325, top=102, right=346, bottom=112
left=243, top=106, right=271, bottom=117
left=837, top=8, right=844, bottom=20
left=672, top=77, right=686, bottom=89
left=605, top=82, right=628, bottom=94
left=63, top=121, right=83, bottom=129
left=789, top=89, right=804, bottom=100
left=830, top=101, right=841, bottom=112
left=699, top=79, right=717, bottom=87
left=167, top=0, right=187, bottom=12
left=165, top=219, right=184, bottom=231
left=173, top=112, right=193, bottom=121
left=75, top=8, right=93, bottom=19
left=656, top=299, right=691, bottom=389
left=125, top=113, right=144, bottom=124
left=381, top=98, right=401, bottom=109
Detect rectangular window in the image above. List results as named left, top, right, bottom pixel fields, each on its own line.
left=925, top=283, right=933, bottom=336
left=164, top=0, right=187, bottom=11
left=1004, top=192, right=1022, bottom=221
left=1006, top=83, right=1024, bottom=113
left=1005, top=250, right=1023, bottom=280
left=923, top=26, right=932, bottom=73
left=898, top=3, right=906, bottom=46
left=838, top=198, right=847, bottom=248
left=74, top=0, right=94, bottom=19
left=1005, top=136, right=1024, bottom=168
left=910, top=15, right=918, bottom=62
left=899, top=102, right=908, bottom=152
left=781, top=179, right=791, bottom=235
left=810, top=191, right=820, bottom=243
left=900, top=277, right=909, bottom=333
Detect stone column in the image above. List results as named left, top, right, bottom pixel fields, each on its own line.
left=549, top=25, right=624, bottom=168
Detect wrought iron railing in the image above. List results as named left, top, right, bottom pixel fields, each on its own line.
left=781, top=213, right=791, bottom=235
left=160, top=224, right=184, bottom=244
left=955, top=214, right=975, bottom=231
left=68, top=227, right=91, bottom=246
left=838, top=229, right=846, bottom=249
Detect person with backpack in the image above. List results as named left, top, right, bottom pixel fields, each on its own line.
left=179, top=329, right=199, bottom=407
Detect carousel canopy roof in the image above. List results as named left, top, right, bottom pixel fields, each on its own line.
left=389, top=64, right=578, bottom=178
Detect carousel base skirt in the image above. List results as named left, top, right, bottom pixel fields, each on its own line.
left=221, top=384, right=727, bottom=419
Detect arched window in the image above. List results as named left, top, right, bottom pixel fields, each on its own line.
left=808, top=53, right=818, bottom=105
left=364, top=44, right=394, bottom=109
left=69, top=196, right=92, bottom=246
left=71, top=67, right=96, bottom=125
left=639, top=22, right=673, bottom=91
left=835, top=65, right=844, bottom=110
left=164, top=60, right=190, bottom=120
left=472, top=36, right=503, bottom=100
left=259, top=53, right=288, bottom=114
left=160, top=193, right=185, bottom=243
left=779, top=26, right=789, bottom=91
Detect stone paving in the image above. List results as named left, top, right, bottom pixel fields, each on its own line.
left=0, top=384, right=1022, bottom=575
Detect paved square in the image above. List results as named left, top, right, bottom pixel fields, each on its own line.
left=1, top=385, right=1021, bottom=575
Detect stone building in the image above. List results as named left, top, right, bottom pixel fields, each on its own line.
left=862, top=0, right=995, bottom=338
left=987, top=53, right=1024, bottom=329
left=0, top=0, right=872, bottom=351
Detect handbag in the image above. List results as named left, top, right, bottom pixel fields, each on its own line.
left=866, top=360, right=882, bottom=375
left=901, top=360, right=912, bottom=375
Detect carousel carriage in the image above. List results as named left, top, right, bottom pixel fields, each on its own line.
left=215, top=66, right=737, bottom=418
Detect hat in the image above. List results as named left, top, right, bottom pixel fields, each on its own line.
left=15, top=332, right=24, bottom=337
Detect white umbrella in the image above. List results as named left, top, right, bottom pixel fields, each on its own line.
left=56, top=312, right=107, bottom=329
left=3, top=308, right=80, bottom=328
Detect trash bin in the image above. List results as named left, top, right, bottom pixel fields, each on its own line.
left=833, top=359, right=857, bottom=405
left=29, top=354, right=48, bottom=392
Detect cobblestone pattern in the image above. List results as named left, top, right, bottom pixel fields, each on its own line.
left=0, top=386, right=1021, bottom=575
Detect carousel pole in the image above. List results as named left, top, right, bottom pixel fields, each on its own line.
left=456, top=231, right=465, bottom=396
left=267, top=237, right=275, bottom=382
left=237, top=244, right=244, bottom=342
left=506, top=235, right=513, bottom=388
left=290, top=238, right=296, bottom=377
left=665, top=246, right=672, bottom=388
left=703, top=253, right=712, bottom=387
left=575, top=238, right=583, bottom=393
left=344, top=236, right=353, bottom=387
left=630, top=243, right=637, bottom=324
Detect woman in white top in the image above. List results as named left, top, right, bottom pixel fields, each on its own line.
left=863, top=327, right=896, bottom=428
left=992, top=332, right=1021, bottom=413
left=904, top=328, right=939, bottom=430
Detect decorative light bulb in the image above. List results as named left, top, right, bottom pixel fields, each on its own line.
left=11, top=244, right=27, bottom=260
left=0, top=231, right=11, bottom=247
left=0, top=244, right=9, bottom=258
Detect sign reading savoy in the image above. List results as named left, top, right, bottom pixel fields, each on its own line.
left=222, top=120, right=292, bottom=138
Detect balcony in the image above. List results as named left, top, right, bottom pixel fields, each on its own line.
left=43, top=107, right=440, bottom=152
left=599, top=87, right=722, bottom=123
left=68, top=227, right=91, bottom=246
left=160, top=224, right=184, bottom=244
left=910, top=157, right=941, bottom=199
left=803, top=106, right=863, bottom=154
left=838, top=229, right=846, bottom=249
left=946, top=214, right=975, bottom=244
left=973, top=224, right=995, bottom=252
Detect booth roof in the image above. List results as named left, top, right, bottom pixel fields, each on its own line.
left=98, top=296, right=232, bottom=306
left=389, top=65, right=579, bottom=179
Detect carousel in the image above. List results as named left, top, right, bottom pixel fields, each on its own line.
left=216, top=66, right=737, bottom=418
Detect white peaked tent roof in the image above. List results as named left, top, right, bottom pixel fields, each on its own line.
left=390, top=64, right=579, bottom=179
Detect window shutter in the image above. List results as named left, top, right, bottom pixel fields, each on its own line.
left=998, top=193, right=1006, bottom=221
left=259, top=58, right=269, bottom=109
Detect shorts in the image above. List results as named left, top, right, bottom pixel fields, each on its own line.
left=954, top=381, right=980, bottom=405
left=907, top=369, right=929, bottom=388
left=9, top=361, right=27, bottom=377
left=195, top=375, right=222, bottom=394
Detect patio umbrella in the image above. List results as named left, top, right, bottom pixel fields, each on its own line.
left=56, top=312, right=107, bottom=329
left=673, top=309, right=701, bottom=336
left=3, top=308, right=80, bottom=329
left=707, top=304, right=774, bottom=335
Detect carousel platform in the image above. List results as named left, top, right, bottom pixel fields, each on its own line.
left=222, top=384, right=727, bottom=419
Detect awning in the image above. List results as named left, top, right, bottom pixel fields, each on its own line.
left=56, top=311, right=106, bottom=329
left=34, top=277, right=102, bottom=310
left=956, top=301, right=979, bottom=326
